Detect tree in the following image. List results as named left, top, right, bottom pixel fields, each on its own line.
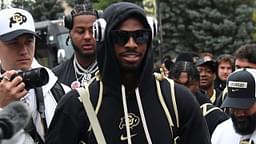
left=69, top=0, right=142, bottom=11
left=65, top=0, right=81, bottom=7
left=93, top=0, right=119, bottom=10
left=12, top=0, right=64, bottom=22
left=159, top=0, right=256, bottom=57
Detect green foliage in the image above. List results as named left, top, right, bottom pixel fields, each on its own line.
left=93, top=0, right=120, bottom=10
left=10, top=0, right=256, bottom=58
left=159, top=0, right=256, bottom=57
left=12, top=0, right=64, bottom=22
left=64, top=0, right=114, bottom=10
left=64, top=0, right=75, bottom=7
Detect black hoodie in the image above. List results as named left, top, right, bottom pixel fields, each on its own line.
left=46, top=2, right=211, bottom=144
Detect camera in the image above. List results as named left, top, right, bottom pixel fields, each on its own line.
left=16, top=68, right=49, bottom=90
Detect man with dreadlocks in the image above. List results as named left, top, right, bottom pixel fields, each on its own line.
left=52, top=0, right=99, bottom=89
left=171, top=61, right=229, bottom=136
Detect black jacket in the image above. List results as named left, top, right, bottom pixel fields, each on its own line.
left=46, top=2, right=210, bottom=144
left=194, top=90, right=229, bottom=136
left=52, top=56, right=76, bottom=87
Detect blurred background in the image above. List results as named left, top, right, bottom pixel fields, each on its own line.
left=1, top=0, right=256, bottom=68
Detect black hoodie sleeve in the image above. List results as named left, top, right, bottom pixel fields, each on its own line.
left=174, top=84, right=211, bottom=144
left=45, top=90, right=89, bottom=144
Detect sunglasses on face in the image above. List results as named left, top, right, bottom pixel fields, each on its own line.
left=111, top=29, right=151, bottom=45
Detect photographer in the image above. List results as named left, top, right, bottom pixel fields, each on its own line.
left=0, top=7, right=70, bottom=144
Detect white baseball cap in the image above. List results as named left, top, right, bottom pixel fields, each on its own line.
left=0, top=7, right=37, bottom=41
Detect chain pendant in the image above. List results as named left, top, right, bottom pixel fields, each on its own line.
left=84, top=73, right=92, bottom=81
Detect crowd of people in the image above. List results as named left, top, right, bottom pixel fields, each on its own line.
left=0, top=1, right=255, bottom=144
left=162, top=43, right=256, bottom=143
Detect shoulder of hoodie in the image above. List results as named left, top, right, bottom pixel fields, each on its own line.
left=173, top=82, right=202, bottom=115
left=54, top=89, right=83, bottom=114
left=141, top=75, right=201, bottom=114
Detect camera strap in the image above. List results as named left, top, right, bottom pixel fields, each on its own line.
left=24, top=118, right=44, bottom=144
left=24, top=82, right=65, bottom=143
left=34, top=87, right=48, bottom=142
left=35, top=87, right=48, bottom=133
left=24, top=87, right=47, bottom=144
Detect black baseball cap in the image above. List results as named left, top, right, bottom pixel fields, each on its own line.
left=195, top=57, right=217, bottom=72
left=221, top=68, right=256, bottom=109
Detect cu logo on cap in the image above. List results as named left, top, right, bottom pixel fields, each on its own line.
left=9, top=12, right=27, bottom=28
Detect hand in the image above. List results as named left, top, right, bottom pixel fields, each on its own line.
left=0, top=70, right=27, bottom=107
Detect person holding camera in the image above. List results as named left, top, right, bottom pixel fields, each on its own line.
left=0, top=7, right=70, bottom=144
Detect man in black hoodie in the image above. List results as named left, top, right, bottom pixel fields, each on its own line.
left=46, top=2, right=211, bottom=144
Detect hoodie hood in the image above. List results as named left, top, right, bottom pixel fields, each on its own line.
left=96, top=2, right=154, bottom=93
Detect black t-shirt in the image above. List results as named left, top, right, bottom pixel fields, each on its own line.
left=52, top=57, right=76, bottom=87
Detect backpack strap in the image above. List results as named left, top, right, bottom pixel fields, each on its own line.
left=154, top=73, right=180, bottom=143
left=154, top=74, right=175, bottom=127
left=50, top=81, right=65, bottom=102
left=24, top=81, right=65, bottom=143
left=35, top=87, right=48, bottom=134
left=24, top=118, right=44, bottom=144
left=77, top=86, right=106, bottom=144
left=24, top=87, right=47, bottom=144
left=165, top=78, right=179, bottom=128
left=77, top=72, right=106, bottom=142
left=93, top=79, right=104, bottom=116
left=87, top=72, right=104, bottom=132
left=78, top=71, right=179, bottom=143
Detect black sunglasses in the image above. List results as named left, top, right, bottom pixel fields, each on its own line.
left=111, top=29, right=151, bottom=45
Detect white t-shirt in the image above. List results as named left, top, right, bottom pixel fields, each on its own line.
left=211, top=118, right=256, bottom=144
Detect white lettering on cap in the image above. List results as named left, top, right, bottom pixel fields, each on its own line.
left=228, top=81, right=247, bottom=88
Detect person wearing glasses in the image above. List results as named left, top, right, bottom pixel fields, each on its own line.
left=46, top=2, right=210, bottom=144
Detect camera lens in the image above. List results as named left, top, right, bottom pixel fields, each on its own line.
left=18, top=68, right=49, bottom=90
